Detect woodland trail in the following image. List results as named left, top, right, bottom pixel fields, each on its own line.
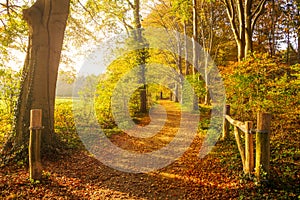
left=1, top=100, right=260, bottom=199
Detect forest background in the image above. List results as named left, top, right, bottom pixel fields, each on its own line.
left=0, top=0, right=299, bottom=199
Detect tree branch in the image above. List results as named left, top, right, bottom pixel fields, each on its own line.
left=224, top=0, right=241, bottom=42
left=126, top=0, right=135, bottom=9
left=251, top=0, right=267, bottom=31
left=122, top=16, right=133, bottom=32
left=77, top=0, right=102, bottom=27
left=0, top=2, right=21, bottom=14
left=0, top=18, right=7, bottom=30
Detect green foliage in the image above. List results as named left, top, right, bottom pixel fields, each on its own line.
left=94, top=51, right=143, bottom=129
left=171, top=0, right=192, bottom=23
left=54, top=99, right=76, bottom=135
left=221, top=54, right=299, bottom=194
left=0, top=5, right=28, bottom=56
left=223, top=53, right=299, bottom=121
left=184, top=73, right=206, bottom=103
left=0, top=67, right=20, bottom=115
left=0, top=67, right=20, bottom=145
left=54, top=99, right=82, bottom=149
left=29, top=178, right=41, bottom=185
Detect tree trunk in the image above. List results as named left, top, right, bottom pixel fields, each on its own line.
left=192, top=0, right=199, bottom=111
left=237, top=40, right=245, bottom=62
left=192, top=0, right=198, bottom=74
left=298, top=32, right=300, bottom=63
left=204, top=55, right=210, bottom=105
left=183, top=21, right=189, bottom=76
left=176, top=27, right=183, bottom=103
left=244, top=1, right=253, bottom=58
left=223, top=0, right=267, bottom=61
left=297, top=4, right=300, bottom=63
left=270, top=0, right=276, bottom=57
left=197, top=0, right=213, bottom=105
left=133, top=0, right=147, bottom=113
left=6, top=0, right=70, bottom=156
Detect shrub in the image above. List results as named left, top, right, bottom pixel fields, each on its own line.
left=222, top=53, right=299, bottom=122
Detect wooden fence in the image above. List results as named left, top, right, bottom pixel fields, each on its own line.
left=222, top=105, right=271, bottom=180
left=29, top=109, right=43, bottom=180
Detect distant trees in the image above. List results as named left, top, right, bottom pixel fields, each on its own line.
left=280, top=0, right=300, bottom=64
left=56, top=69, right=76, bottom=97
left=86, top=0, right=149, bottom=113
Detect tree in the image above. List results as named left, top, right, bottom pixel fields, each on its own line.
left=252, top=0, right=282, bottom=57
left=4, top=0, right=70, bottom=156
left=132, top=0, right=148, bottom=113
left=280, top=0, right=300, bottom=64
left=198, top=0, right=214, bottom=105
left=222, top=0, right=268, bottom=61
left=191, top=0, right=199, bottom=110
left=85, top=0, right=149, bottom=113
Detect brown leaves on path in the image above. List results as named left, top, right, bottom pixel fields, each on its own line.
left=1, top=100, right=298, bottom=199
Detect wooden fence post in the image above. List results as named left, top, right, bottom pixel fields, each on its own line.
left=245, top=121, right=254, bottom=174
left=255, top=112, right=271, bottom=181
left=222, top=105, right=230, bottom=140
left=29, top=109, right=42, bottom=180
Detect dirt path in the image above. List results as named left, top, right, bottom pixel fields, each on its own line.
left=1, top=101, right=253, bottom=199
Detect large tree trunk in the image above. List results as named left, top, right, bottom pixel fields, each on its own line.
left=5, top=0, right=70, bottom=156
left=237, top=38, right=245, bottom=62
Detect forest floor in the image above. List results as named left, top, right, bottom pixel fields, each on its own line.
left=1, top=100, right=299, bottom=199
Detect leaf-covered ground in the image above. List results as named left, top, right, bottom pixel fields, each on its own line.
left=1, top=101, right=299, bottom=199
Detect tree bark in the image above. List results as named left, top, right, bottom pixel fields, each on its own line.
left=7, top=0, right=70, bottom=155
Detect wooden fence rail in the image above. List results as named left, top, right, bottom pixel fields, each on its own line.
left=222, top=107, right=254, bottom=174
left=222, top=105, right=271, bottom=181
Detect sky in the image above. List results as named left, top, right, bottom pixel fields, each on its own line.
left=0, top=0, right=153, bottom=75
